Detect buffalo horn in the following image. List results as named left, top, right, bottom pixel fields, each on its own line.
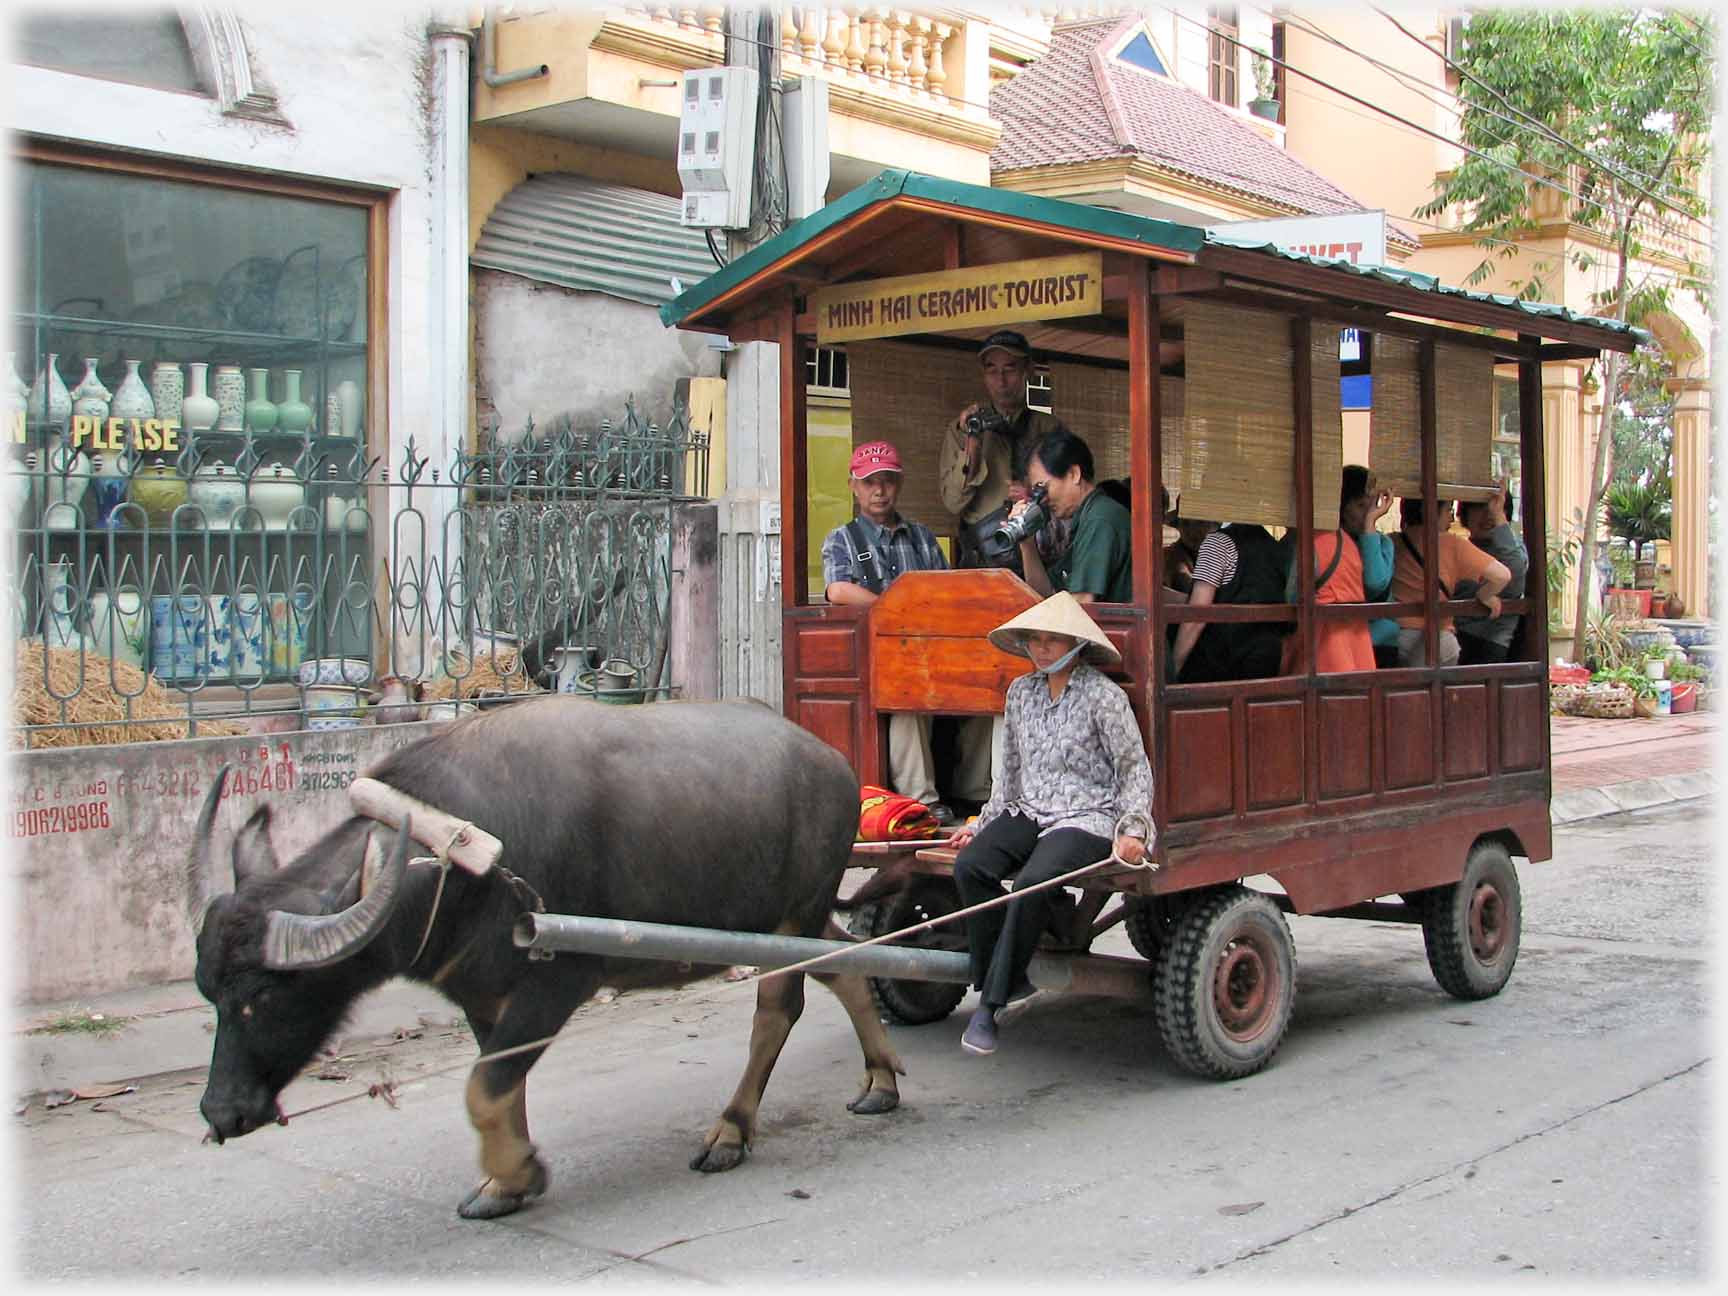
left=185, top=765, right=233, bottom=929
left=261, top=817, right=412, bottom=971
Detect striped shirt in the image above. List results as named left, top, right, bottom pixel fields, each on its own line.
left=821, top=513, right=948, bottom=595
left=975, top=663, right=1154, bottom=845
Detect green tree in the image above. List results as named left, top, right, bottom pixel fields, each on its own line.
left=1416, top=8, right=1712, bottom=652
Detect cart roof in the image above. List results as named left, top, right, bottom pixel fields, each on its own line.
left=660, top=169, right=1646, bottom=354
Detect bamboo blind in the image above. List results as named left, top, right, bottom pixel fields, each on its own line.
left=1370, top=334, right=1422, bottom=497
left=1434, top=342, right=1496, bottom=500
left=1178, top=301, right=1338, bottom=530
left=1309, top=324, right=1343, bottom=532
left=846, top=341, right=1186, bottom=525
left=1369, top=335, right=1497, bottom=501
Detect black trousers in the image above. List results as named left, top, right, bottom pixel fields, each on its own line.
left=952, top=812, right=1112, bottom=1009
left=1457, top=633, right=1510, bottom=665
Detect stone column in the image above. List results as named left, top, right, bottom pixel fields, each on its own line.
left=1668, top=376, right=1712, bottom=619
left=1542, top=362, right=1589, bottom=634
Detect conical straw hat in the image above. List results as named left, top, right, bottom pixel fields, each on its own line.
left=987, top=590, right=1120, bottom=668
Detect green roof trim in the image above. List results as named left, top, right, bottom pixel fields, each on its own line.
left=659, top=170, right=1650, bottom=348
left=658, top=169, right=1204, bottom=329
left=1203, top=233, right=1652, bottom=345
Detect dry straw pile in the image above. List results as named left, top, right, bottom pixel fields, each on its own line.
left=420, top=647, right=543, bottom=703
left=9, top=642, right=247, bottom=749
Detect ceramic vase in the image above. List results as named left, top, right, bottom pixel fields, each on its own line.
left=335, top=379, right=363, bottom=438
left=129, top=457, right=189, bottom=527
left=276, top=369, right=313, bottom=435
left=88, top=449, right=135, bottom=528
left=250, top=463, right=306, bottom=530
left=86, top=585, right=149, bottom=669
left=39, top=432, right=91, bottom=530
left=70, top=357, right=111, bottom=425
left=109, top=359, right=154, bottom=423
left=325, top=392, right=341, bottom=440
left=181, top=362, right=219, bottom=434
left=189, top=461, right=247, bottom=530
left=150, top=594, right=208, bottom=680
left=323, top=491, right=368, bottom=533
left=27, top=353, right=71, bottom=433
left=213, top=364, right=245, bottom=432
left=244, top=367, right=278, bottom=434
left=149, top=362, right=185, bottom=427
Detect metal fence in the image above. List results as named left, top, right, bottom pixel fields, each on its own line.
left=4, top=397, right=709, bottom=747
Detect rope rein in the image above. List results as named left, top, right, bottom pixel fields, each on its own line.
left=277, top=839, right=1152, bottom=1125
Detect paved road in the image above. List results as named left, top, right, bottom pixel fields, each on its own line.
left=16, top=803, right=1711, bottom=1282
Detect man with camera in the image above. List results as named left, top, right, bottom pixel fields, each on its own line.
left=939, top=330, right=1071, bottom=573
left=1011, top=428, right=1133, bottom=605
left=822, top=439, right=963, bottom=826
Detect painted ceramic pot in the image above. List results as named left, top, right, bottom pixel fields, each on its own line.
left=189, top=461, right=247, bottom=530
left=109, top=359, right=155, bottom=423
left=296, top=656, right=373, bottom=687
left=87, top=448, right=135, bottom=529
left=70, top=357, right=111, bottom=424
left=303, top=684, right=365, bottom=729
left=27, top=353, right=71, bottom=433
left=129, top=458, right=189, bottom=527
left=85, top=586, right=149, bottom=669
left=206, top=591, right=269, bottom=679
left=149, top=362, right=185, bottom=426
left=212, top=365, right=245, bottom=432
left=150, top=594, right=209, bottom=680
left=268, top=589, right=316, bottom=673
left=249, top=463, right=306, bottom=530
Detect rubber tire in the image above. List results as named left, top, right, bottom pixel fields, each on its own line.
left=1124, top=895, right=1179, bottom=962
left=1154, top=885, right=1297, bottom=1081
left=846, top=878, right=969, bottom=1026
left=1421, top=840, right=1521, bottom=1000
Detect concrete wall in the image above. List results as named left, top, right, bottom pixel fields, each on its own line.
left=472, top=269, right=723, bottom=441
left=8, top=721, right=444, bottom=1004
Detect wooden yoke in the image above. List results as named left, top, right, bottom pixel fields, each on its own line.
left=869, top=569, right=1040, bottom=714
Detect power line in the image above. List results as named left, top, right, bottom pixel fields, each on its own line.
left=1175, top=5, right=1715, bottom=258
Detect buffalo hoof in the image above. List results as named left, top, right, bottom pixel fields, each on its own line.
left=689, top=1140, right=750, bottom=1174
left=457, top=1162, right=548, bottom=1221
left=846, top=1086, right=900, bottom=1116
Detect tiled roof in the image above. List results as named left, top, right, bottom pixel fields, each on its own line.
left=990, top=16, right=1420, bottom=250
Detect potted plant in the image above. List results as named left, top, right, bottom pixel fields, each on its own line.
left=1248, top=52, right=1280, bottom=120
left=1669, top=660, right=1703, bottom=713
left=1606, top=480, right=1672, bottom=590
left=1591, top=665, right=1660, bottom=718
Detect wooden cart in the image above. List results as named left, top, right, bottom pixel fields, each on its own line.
left=659, top=171, right=1644, bottom=1077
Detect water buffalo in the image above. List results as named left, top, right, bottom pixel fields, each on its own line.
left=189, top=697, right=905, bottom=1219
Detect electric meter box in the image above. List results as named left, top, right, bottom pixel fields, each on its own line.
left=781, top=76, right=830, bottom=222
left=677, top=65, right=758, bottom=230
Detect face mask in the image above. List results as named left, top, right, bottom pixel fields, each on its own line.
left=1030, top=641, right=1087, bottom=677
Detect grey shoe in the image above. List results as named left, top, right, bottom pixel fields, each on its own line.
left=960, top=1006, right=998, bottom=1055
left=994, top=984, right=1049, bottom=1029
left=927, top=801, right=959, bottom=828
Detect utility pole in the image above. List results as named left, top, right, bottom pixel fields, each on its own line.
left=723, top=4, right=785, bottom=263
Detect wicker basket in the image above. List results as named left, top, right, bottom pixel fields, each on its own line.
left=1573, top=683, right=1635, bottom=719
left=1549, top=683, right=1585, bottom=715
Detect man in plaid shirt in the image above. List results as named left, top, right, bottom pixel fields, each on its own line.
left=822, top=440, right=962, bottom=826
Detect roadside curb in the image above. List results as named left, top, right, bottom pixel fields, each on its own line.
left=1551, top=770, right=1716, bottom=826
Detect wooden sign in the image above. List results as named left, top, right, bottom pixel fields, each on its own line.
left=814, top=253, right=1104, bottom=344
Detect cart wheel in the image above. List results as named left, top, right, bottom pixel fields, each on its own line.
left=1124, top=895, right=1180, bottom=963
left=1421, top=840, right=1521, bottom=1000
left=1154, top=885, right=1296, bottom=1080
left=846, top=878, right=969, bottom=1025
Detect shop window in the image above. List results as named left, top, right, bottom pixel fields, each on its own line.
left=1027, top=367, right=1053, bottom=413
left=10, top=154, right=379, bottom=684
left=15, top=13, right=206, bottom=94
left=806, top=344, right=849, bottom=395
left=1208, top=6, right=1240, bottom=108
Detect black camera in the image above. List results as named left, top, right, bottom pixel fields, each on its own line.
left=985, top=483, right=1050, bottom=556
left=964, top=407, right=1008, bottom=440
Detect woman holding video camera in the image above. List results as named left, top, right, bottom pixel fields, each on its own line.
left=1013, top=427, right=1133, bottom=604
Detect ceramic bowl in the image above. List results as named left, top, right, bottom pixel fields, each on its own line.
left=297, top=657, right=373, bottom=688
left=422, top=700, right=479, bottom=722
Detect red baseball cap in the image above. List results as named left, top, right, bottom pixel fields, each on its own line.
left=849, top=441, right=903, bottom=478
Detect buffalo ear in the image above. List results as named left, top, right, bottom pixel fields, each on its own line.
left=232, top=806, right=281, bottom=885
